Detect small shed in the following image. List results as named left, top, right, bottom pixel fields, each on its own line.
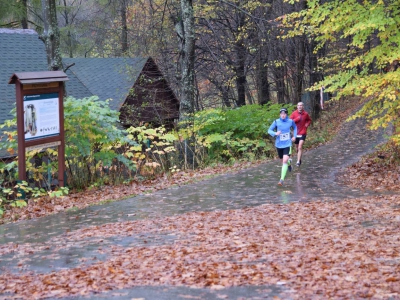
left=63, top=57, right=180, bottom=129
left=0, top=28, right=180, bottom=159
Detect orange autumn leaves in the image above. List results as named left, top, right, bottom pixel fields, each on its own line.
left=1, top=195, right=400, bottom=299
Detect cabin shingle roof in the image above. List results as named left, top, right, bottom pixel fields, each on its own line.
left=0, top=29, right=48, bottom=158
left=63, top=57, right=148, bottom=111
left=0, top=29, right=179, bottom=158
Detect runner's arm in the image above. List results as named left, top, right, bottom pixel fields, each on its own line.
left=268, top=121, right=278, bottom=137
left=292, top=121, right=298, bottom=138
left=290, top=112, right=300, bottom=123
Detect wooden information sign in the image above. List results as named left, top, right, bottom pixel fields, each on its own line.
left=8, top=71, right=69, bottom=187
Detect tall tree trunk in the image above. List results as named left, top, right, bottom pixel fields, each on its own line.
left=62, top=0, right=73, bottom=58
left=121, top=0, right=128, bottom=54
left=276, top=66, right=286, bottom=104
left=177, top=0, right=195, bottom=120
left=256, top=3, right=272, bottom=106
left=292, top=0, right=307, bottom=104
left=21, top=0, right=28, bottom=29
left=294, top=36, right=306, bottom=104
left=234, top=12, right=246, bottom=107
left=235, top=40, right=246, bottom=107
left=309, top=40, right=323, bottom=119
left=221, top=85, right=231, bottom=107
left=257, top=47, right=270, bottom=105
left=40, top=0, right=62, bottom=71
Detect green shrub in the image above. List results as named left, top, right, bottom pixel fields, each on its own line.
left=0, top=96, right=178, bottom=203
left=0, top=96, right=134, bottom=195
left=176, top=103, right=295, bottom=166
left=125, top=125, right=177, bottom=178
left=64, top=96, right=135, bottom=189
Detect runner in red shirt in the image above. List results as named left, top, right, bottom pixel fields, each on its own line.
left=290, top=102, right=312, bottom=167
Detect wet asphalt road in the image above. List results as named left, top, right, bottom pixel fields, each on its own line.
left=0, top=116, right=391, bottom=299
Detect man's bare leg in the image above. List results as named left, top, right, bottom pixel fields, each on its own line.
left=296, top=140, right=304, bottom=166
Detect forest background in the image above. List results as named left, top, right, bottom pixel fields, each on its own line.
left=0, top=0, right=399, bottom=219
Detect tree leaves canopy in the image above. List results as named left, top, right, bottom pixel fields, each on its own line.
left=283, top=0, right=400, bottom=143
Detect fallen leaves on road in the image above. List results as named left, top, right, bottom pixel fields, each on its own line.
left=339, top=140, right=400, bottom=192
left=1, top=194, right=399, bottom=299
left=0, top=161, right=263, bottom=225
left=1, top=97, right=399, bottom=298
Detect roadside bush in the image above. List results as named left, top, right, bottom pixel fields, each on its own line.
left=176, top=103, right=294, bottom=167
left=0, top=96, right=178, bottom=212
left=0, top=96, right=131, bottom=209
left=58, top=97, right=177, bottom=187
left=125, top=125, right=177, bottom=179
left=64, top=96, right=137, bottom=189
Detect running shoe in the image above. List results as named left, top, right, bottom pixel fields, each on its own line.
left=278, top=179, right=284, bottom=186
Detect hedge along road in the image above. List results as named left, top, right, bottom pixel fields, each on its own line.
left=0, top=116, right=391, bottom=299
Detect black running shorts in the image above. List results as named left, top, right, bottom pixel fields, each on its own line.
left=295, top=134, right=307, bottom=144
left=276, top=147, right=291, bottom=159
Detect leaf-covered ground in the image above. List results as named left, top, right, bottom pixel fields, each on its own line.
left=1, top=194, right=400, bottom=299
left=1, top=98, right=399, bottom=299
left=339, top=141, right=400, bottom=192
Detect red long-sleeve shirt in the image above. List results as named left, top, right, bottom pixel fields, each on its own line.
left=290, top=110, right=312, bottom=135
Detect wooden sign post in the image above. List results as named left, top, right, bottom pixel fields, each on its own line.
left=8, top=71, right=69, bottom=187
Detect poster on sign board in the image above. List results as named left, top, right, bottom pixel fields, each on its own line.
left=23, top=93, right=59, bottom=141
